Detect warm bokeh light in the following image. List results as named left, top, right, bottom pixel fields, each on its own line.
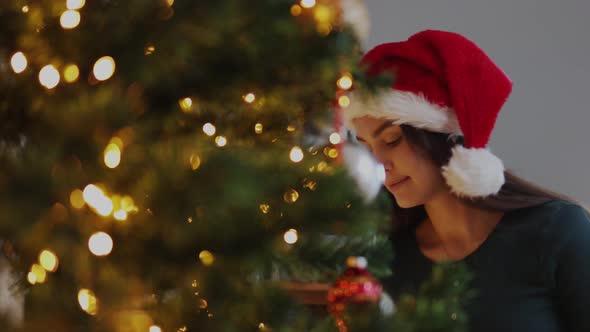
left=113, top=209, right=127, bottom=221
left=104, top=143, right=121, bottom=168
left=338, top=95, right=350, bottom=107
left=329, top=133, right=342, bottom=144
left=179, top=97, right=193, bottom=112
left=165, top=0, right=174, bottom=6
left=254, top=123, right=263, bottom=134
left=337, top=74, right=353, bottom=90
left=283, top=229, right=299, bottom=244
left=198, top=299, right=208, bottom=309
left=93, top=56, right=116, bottom=81
left=88, top=232, right=114, bottom=256
left=27, top=272, right=37, bottom=285
left=300, top=0, right=316, bottom=9
left=60, top=10, right=81, bottom=29
left=283, top=189, right=299, bottom=204
left=199, top=250, right=214, bottom=266
left=66, top=0, right=86, bottom=10
left=215, top=136, right=227, bottom=147
left=78, top=289, right=98, bottom=315
left=202, top=123, right=216, bottom=136
left=149, top=326, right=162, bottom=332
left=290, top=4, right=302, bottom=16
left=39, top=250, right=59, bottom=272
left=39, top=65, right=60, bottom=89
left=189, top=154, right=201, bottom=170
left=289, top=146, right=304, bottom=163
left=21, top=5, right=29, bottom=13
left=243, top=93, right=256, bottom=103
left=10, top=52, right=27, bottom=73
left=259, top=204, right=270, bottom=214
left=63, top=64, right=80, bottom=83
left=31, top=264, right=47, bottom=283
left=70, top=189, right=85, bottom=209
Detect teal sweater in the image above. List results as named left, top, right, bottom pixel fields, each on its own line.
left=385, top=200, right=590, bottom=331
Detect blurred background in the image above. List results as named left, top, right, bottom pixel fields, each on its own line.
left=364, top=0, right=590, bottom=205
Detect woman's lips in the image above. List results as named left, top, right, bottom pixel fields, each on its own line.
left=386, top=176, right=410, bottom=191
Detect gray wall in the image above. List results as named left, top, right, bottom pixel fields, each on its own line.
left=364, top=0, right=590, bottom=205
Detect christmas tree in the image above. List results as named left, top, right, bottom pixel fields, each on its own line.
left=0, top=0, right=470, bottom=331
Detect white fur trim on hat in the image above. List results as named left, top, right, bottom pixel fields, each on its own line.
left=344, top=90, right=462, bottom=135
left=441, top=146, right=505, bottom=198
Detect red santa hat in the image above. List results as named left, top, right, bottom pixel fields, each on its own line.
left=344, top=30, right=512, bottom=198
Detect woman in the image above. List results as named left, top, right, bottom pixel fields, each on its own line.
left=344, top=30, right=590, bottom=331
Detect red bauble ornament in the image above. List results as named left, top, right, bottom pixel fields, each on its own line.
left=327, top=256, right=382, bottom=332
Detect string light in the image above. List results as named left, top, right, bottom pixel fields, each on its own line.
left=337, top=74, right=353, bottom=90
left=27, top=272, right=37, bottom=285
left=259, top=204, right=270, bottom=214
left=289, top=146, right=304, bottom=163
left=144, top=44, right=156, bottom=55
left=189, top=154, right=201, bottom=170
left=113, top=209, right=127, bottom=221
left=60, top=10, right=81, bottom=29
left=104, top=143, right=121, bottom=168
left=202, top=123, right=216, bottom=136
left=300, top=0, right=316, bottom=9
left=329, top=133, right=342, bottom=145
left=283, top=229, right=298, bottom=244
left=88, top=232, right=113, bottom=256
left=30, top=264, right=47, bottom=283
left=10, top=52, right=27, bottom=73
left=199, top=250, right=214, bottom=266
left=290, top=4, right=302, bottom=16
left=283, top=189, right=299, bottom=204
left=70, top=189, right=85, bottom=209
left=21, top=5, right=29, bottom=13
left=66, top=0, right=86, bottom=10
left=78, top=289, right=98, bottom=315
left=215, top=136, right=227, bottom=147
left=93, top=56, right=116, bottom=81
left=243, top=93, right=256, bottom=103
left=338, top=95, right=350, bottom=108
left=254, top=123, right=263, bottom=134
left=198, top=299, right=208, bottom=309
left=63, top=64, right=80, bottom=83
left=179, top=97, right=193, bottom=112
left=149, top=326, right=162, bottom=332
left=39, top=250, right=59, bottom=272
left=39, top=65, right=60, bottom=89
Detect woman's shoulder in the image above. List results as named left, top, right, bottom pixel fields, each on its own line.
left=510, top=200, right=590, bottom=243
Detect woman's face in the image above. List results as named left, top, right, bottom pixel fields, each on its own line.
left=352, top=116, right=447, bottom=208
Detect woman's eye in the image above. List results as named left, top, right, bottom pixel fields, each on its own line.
left=385, top=138, right=401, bottom=147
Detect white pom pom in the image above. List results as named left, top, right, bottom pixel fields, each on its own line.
left=343, top=144, right=385, bottom=202
left=441, top=146, right=505, bottom=198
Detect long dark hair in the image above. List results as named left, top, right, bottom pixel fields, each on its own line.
left=392, top=125, right=583, bottom=228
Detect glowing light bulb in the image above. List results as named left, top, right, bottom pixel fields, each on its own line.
left=189, top=154, right=201, bottom=170
left=39, top=65, right=60, bottom=89
left=329, top=133, right=342, bottom=144
left=338, top=95, right=350, bottom=107
left=78, top=289, right=98, bottom=315
left=337, top=74, right=353, bottom=90
left=22, top=5, right=29, bottom=13
left=259, top=204, right=270, bottom=214
left=290, top=4, right=302, bottom=16
left=202, top=123, right=216, bottom=136
left=254, top=123, right=263, bottom=134
left=199, top=250, right=214, bottom=266
left=10, top=52, right=27, bottom=73
left=93, top=56, right=116, bottom=81
left=149, top=326, right=162, bottom=332
left=283, top=229, right=298, bottom=244
left=300, top=0, right=316, bottom=9
left=66, top=0, right=86, bottom=10
left=39, top=250, right=59, bottom=272
left=104, top=143, right=121, bottom=168
left=289, top=146, right=304, bottom=163
left=243, top=93, right=256, bottom=103
left=60, top=10, right=81, bottom=29
left=215, top=136, right=227, bottom=147
left=31, top=264, right=47, bottom=283
left=179, top=97, right=193, bottom=112
left=63, top=64, right=79, bottom=83
left=283, top=189, right=299, bottom=204
left=88, top=232, right=113, bottom=256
